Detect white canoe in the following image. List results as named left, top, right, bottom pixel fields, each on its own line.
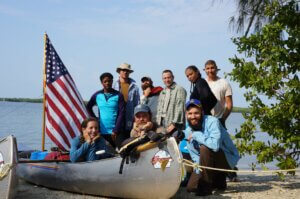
left=0, top=135, right=18, bottom=199
left=17, top=137, right=184, bottom=198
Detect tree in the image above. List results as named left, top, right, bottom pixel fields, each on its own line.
left=229, top=0, right=300, bottom=173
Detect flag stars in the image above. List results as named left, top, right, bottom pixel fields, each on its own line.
left=45, top=40, right=69, bottom=83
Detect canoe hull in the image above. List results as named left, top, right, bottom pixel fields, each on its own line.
left=0, top=135, right=18, bottom=199
left=17, top=138, right=183, bottom=198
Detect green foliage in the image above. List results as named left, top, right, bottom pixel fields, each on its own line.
left=229, top=0, right=300, bottom=174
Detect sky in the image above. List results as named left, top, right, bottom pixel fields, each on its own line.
left=0, top=0, right=249, bottom=107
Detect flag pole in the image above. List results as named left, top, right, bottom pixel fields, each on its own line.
left=41, top=33, right=47, bottom=151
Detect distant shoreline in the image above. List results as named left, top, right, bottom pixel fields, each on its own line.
left=0, top=97, right=250, bottom=113
left=0, top=97, right=43, bottom=103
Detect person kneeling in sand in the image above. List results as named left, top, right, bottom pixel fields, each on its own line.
left=130, top=104, right=155, bottom=138
left=70, top=117, right=110, bottom=163
left=185, top=99, right=239, bottom=196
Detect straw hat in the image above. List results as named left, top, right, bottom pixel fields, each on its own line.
left=116, top=63, right=133, bottom=73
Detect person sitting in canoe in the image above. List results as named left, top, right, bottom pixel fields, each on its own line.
left=130, top=104, right=155, bottom=138
left=119, top=104, right=160, bottom=160
left=70, top=117, right=110, bottom=162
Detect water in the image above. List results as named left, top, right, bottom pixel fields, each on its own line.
left=0, top=101, right=52, bottom=150
left=0, top=101, right=276, bottom=169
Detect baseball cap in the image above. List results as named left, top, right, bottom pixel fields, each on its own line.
left=141, top=76, right=152, bottom=82
left=185, top=99, right=202, bottom=109
left=134, top=104, right=151, bottom=115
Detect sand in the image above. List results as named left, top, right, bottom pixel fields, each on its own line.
left=15, top=173, right=300, bottom=199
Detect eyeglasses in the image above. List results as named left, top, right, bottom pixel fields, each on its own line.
left=120, top=69, right=130, bottom=72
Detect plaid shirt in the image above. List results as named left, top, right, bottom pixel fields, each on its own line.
left=156, top=82, right=187, bottom=129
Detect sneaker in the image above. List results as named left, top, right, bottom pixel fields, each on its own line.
left=227, top=167, right=238, bottom=182
left=212, top=177, right=227, bottom=191
left=195, top=184, right=213, bottom=196
left=195, top=190, right=212, bottom=196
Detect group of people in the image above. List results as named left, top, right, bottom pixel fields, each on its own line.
left=69, top=60, right=239, bottom=196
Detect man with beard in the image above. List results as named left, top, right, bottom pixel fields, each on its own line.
left=140, top=76, right=163, bottom=122
left=185, top=99, right=239, bottom=196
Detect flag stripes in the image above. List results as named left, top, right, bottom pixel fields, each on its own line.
left=56, top=76, right=87, bottom=119
left=46, top=93, right=77, bottom=139
left=65, top=75, right=88, bottom=115
left=45, top=107, right=71, bottom=149
left=46, top=104, right=73, bottom=144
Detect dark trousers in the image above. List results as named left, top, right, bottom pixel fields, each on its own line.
left=187, top=145, right=230, bottom=194
left=116, top=131, right=130, bottom=148
left=102, top=132, right=130, bottom=149
left=102, top=134, right=116, bottom=148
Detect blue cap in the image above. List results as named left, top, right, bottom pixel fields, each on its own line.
left=134, top=104, right=151, bottom=115
left=185, top=99, right=202, bottom=109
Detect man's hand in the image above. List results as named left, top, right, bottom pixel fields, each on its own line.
left=144, top=87, right=151, bottom=97
left=111, top=132, right=117, bottom=142
left=166, top=123, right=176, bottom=134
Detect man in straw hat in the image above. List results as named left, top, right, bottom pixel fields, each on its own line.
left=184, top=99, right=239, bottom=196
left=113, top=63, right=140, bottom=142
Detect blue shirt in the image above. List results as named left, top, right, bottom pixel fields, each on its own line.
left=70, top=136, right=109, bottom=163
left=86, top=89, right=125, bottom=135
left=184, top=115, right=239, bottom=169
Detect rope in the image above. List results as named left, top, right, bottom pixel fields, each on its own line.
left=180, top=158, right=300, bottom=174
left=0, top=163, right=13, bottom=180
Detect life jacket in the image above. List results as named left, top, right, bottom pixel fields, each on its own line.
left=44, top=151, right=70, bottom=161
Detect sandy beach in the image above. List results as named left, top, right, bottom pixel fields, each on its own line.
left=15, top=173, right=300, bottom=199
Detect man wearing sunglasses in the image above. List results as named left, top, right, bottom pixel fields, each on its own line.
left=113, top=63, right=140, bottom=143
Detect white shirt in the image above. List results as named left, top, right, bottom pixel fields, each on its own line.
left=206, top=77, right=232, bottom=118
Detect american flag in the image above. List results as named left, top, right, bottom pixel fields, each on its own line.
left=44, top=35, right=88, bottom=151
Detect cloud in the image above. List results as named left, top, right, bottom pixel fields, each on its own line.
left=57, top=1, right=235, bottom=45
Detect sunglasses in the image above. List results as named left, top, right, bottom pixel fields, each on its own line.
left=120, top=69, right=130, bottom=72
